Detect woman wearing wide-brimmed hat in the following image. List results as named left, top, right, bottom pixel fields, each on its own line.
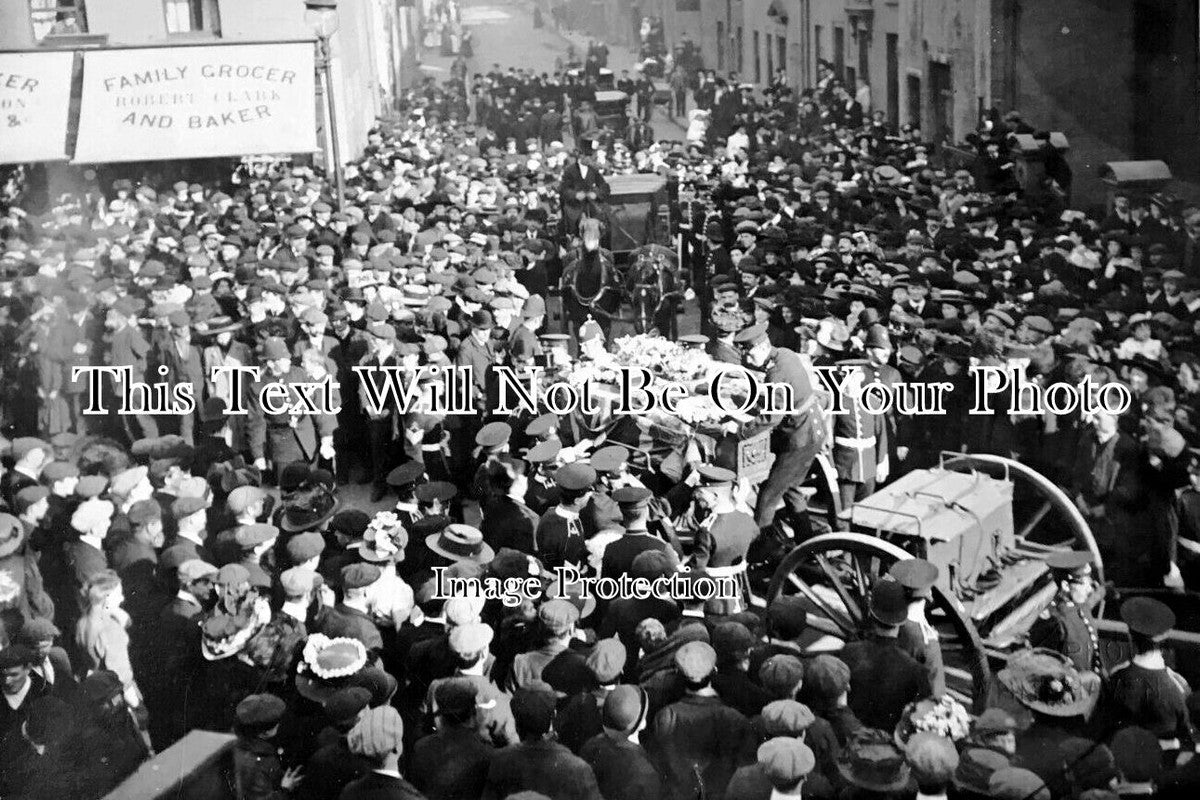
left=837, top=728, right=914, bottom=798
left=996, top=647, right=1102, bottom=796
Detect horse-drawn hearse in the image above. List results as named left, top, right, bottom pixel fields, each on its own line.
left=557, top=173, right=681, bottom=337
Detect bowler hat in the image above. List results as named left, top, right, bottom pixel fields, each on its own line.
left=869, top=579, right=908, bottom=626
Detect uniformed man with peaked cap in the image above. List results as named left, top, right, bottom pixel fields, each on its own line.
left=1027, top=551, right=1102, bottom=673
left=733, top=324, right=828, bottom=539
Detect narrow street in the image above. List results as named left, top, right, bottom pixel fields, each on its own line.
left=419, top=0, right=689, bottom=142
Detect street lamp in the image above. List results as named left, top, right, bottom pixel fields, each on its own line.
left=305, top=0, right=345, bottom=210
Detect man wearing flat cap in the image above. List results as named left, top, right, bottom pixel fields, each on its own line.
left=483, top=686, right=602, bottom=800
left=654, top=640, right=753, bottom=800
left=410, top=678, right=495, bottom=800
left=103, top=296, right=159, bottom=442
left=147, top=308, right=206, bottom=445
left=313, top=562, right=385, bottom=652
left=734, top=322, right=828, bottom=537
left=725, top=737, right=822, bottom=800
left=509, top=599, right=583, bottom=692
left=579, top=684, right=661, bottom=800
left=232, top=693, right=302, bottom=799
left=248, top=337, right=338, bottom=485
left=426, top=622, right=518, bottom=749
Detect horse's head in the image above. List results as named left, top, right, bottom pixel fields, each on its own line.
left=631, top=279, right=661, bottom=334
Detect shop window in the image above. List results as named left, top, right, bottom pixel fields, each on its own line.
left=163, top=0, right=221, bottom=35
left=29, top=0, right=86, bottom=40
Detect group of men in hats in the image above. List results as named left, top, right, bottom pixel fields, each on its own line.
left=3, top=30, right=1200, bottom=800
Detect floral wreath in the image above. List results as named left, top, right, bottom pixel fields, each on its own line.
left=298, top=634, right=368, bottom=680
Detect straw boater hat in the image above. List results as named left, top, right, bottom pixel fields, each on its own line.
left=296, top=634, right=369, bottom=703
left=425, top=523, right=494, bottom=565
left=0, top=514, right=25, bottom=559
left=192, top=315, right=246, bottom=337
left=996, top=648, right=1100, bottom=718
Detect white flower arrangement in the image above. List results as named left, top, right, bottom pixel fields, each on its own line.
left=0, top=570, right=20, bottom=606
left=672, top=395, right=725, bottom=427
left=299, top=634, right=368, bottom=680
left=895, top=695, right=972, bottom=746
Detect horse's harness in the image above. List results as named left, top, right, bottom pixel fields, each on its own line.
left=629, top=257, right=679, bottom=317
left=565, top=248, right=620, bottom=319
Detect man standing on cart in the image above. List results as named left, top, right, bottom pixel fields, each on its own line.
left=733, top=324, right=829, bottom=541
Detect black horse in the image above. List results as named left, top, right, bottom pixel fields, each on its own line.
left=625, top=247, right=682, bottom=337
left=561, top=219, right=621, bottom=338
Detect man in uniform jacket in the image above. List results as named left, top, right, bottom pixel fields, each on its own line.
left=1027, top=551, right=1103, bottom=674
left=889, top=559, right=947, bottom=698
left=689, top=465, right=758, bottom=570
left=601, top=487, right=680, bottom=580
left=1100, top=597, right=1195, bottom=754
left=649, top=640, right=753, bottom=800
left=479, top=456, right=539, bottom=555
left=839, top=579, right=931, bottom=732
left=734, top=324, right=827, bottom=538
left=535, top=463, right=595, bottom=571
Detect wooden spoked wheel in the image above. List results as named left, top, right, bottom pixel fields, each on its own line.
left=767, top=532, right=992, bottom=711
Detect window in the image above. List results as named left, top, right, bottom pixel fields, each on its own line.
left=163, top=0, right=221, bottom=34
left=753, top=30, right=761, bottom=83
left=29, top=0, right=86, bottom=40
left=778, top=35, right=786, bottom=76
left=766, top=33, right=774, bottom=79
left=814, top=25, right=823, bottom=68
left=857, top=32, right=870, bottom=83
left=736, top=26, right=744, bottom=73
left=717, top=21, right=725, bottom=70
left=833, top=26, right=845, bottom=81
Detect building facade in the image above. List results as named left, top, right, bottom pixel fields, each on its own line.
left=645, top=0, right=1199, bottom=203
left=0, top=0, right=419, bottom=172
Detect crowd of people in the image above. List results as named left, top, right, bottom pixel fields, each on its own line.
left=2, top=27, right=1200, bottom=800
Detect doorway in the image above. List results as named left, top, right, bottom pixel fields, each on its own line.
left=928, top=61, right=952, bottom=143
left=886, top=33, right=899, bottom=127
left=906, top=73, right=921, bottom=129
